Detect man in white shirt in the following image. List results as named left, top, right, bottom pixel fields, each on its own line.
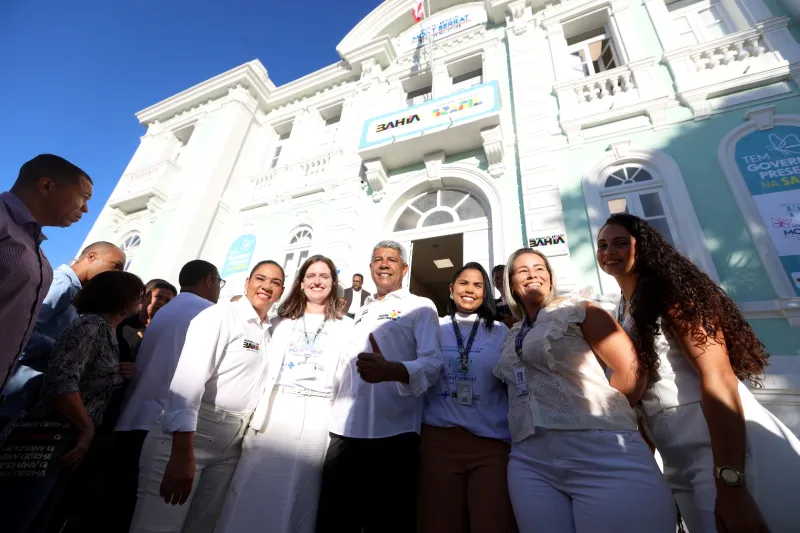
left=129, top=260, right=285, bottom=533
left=317, top=240, right=442, bottom=533
left=102, top=260, right=222, bottom=533
left=342, top=273, right=370, bottom=319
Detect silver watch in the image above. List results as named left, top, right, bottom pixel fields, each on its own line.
left=714, top=466, right=745, bottom=486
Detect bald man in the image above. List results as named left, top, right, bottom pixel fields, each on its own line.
left=0, top=241, right=126, bottom=428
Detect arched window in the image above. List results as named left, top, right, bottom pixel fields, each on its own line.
left=120, top=232, right=141, bottom=272
left=584, top=147, right=720, bottom=295
left=283, top=226, right=313, bottom=285
left=599, top=163, right=679, bottom=247
left=393, top=189, right=487, bottom=232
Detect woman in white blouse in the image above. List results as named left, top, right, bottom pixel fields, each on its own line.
left=215, top=255, right=352, bottom=533
left=418, top=262, right=515, bottom=533
left=495, top=248, right=675, bottom=533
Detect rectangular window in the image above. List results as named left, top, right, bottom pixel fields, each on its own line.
left=320, top=103, right=343, bottom=127
left=566, top=27, right=619, bottom=79
left=269, top=125, right=292, bottom=169
left=403, top=72, right=433, bottom=107
left=406, top=85, right=432, bottom=106
left=668, top=0, right=731, bottom=47
left=447, top=54, right=484, bottom=93
left=173, top=125, right=195, bottom=164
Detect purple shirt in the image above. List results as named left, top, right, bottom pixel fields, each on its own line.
left=0, top=192, right=54, bottom=391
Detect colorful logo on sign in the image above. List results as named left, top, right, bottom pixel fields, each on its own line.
left=735, top=125, right=800, bottom=295
left=530, top=234, right=566, bottom=247
left=375, top=114, right=421, bottom=133
left=221, top=234, right=256, bottom=278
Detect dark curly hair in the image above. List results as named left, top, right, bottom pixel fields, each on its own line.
left=601, top=213, right=769, bottom=386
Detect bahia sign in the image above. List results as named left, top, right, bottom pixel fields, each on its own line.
left=359, top=81, right=499, bottom=149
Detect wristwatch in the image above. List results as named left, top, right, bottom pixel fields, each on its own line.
left=714, top=466, right=745, bottom=486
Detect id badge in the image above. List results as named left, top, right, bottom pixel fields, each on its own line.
left=514, top=368, right=529, bottom=396
left=457, top=381, right=473, bottom=406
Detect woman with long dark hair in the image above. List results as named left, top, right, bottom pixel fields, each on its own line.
left=215, top=255, right=352, bottom=533
left=418, top=262, right=516, bottom=533
left=597, top=213, right=800, bottom=533
left=495, top=248, right=675, bottom=533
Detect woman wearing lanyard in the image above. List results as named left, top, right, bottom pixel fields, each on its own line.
left=418, top=262, right=516, bottom=533
left=215, top=255, right=352, bottom=533
left=494, top=248, right=675, bottom=533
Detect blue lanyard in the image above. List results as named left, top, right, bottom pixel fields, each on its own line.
left=515, top=309, right=540, bottom=360
left=452, top=317, right=481, bottom=372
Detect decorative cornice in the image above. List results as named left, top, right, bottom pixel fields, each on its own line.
left=340, top=35, right=397, bottom=71
left=481, top=125, right=505, bottom=178
left=363, top=158, right=388, bottom=202
left=424, top=151, right=446, bottom=189
left=136, top=61, right=272, bottom=126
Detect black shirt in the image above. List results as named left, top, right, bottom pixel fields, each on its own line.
left=100, top=314, right=146, bottom=431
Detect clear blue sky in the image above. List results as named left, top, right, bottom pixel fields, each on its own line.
left=0, top=0, right=379, bottom=267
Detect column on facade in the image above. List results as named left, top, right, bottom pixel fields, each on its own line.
left=135, top=90, right=259, bottom=282
left=508, top=5, right=578, bottom=291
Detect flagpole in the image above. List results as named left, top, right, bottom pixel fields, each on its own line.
left=425, top=0, right=434, bottom=72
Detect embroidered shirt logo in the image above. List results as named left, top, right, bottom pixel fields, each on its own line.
left=243, top=339, right=260, bottom=351
left=377, top=310, right=403, bottom=321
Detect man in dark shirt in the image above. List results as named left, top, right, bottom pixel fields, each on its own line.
left=492, top=264, right=514, bottom=327
left=103, top=279, right=177, bottom=429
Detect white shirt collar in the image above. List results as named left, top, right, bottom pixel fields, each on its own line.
left=367, top=287, right=409, bottom=304
left=231, top=295, right=267, bottom=327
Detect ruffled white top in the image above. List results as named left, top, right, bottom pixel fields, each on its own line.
left=494, top=297, right=637, bottom=443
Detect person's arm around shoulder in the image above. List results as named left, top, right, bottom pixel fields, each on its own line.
left=579, top=301, right=645, bottom=406
left=396, top=298, right=442, bottom=397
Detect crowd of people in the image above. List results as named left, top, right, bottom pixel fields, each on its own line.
left=1, top=154, right=800, bottom=533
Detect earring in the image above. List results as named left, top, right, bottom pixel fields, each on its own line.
left=449, top=293, right=454, bottom=300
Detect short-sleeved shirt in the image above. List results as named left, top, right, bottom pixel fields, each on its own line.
left=31, top=314, right=120, bottom=427
left=494, top=298, right=636, bottom=444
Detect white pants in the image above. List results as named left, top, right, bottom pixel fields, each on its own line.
left=507, top=428, right=676, bottom=533
left=646, top=383, right=800, bottom=533
left=129, top=404, right=251, bottom=533
left=215, top=387, right=331, bottom=533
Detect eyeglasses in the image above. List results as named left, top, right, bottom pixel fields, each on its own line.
left=212, top=276, right=227, bottom=289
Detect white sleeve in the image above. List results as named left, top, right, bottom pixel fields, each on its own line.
left=249, top=319, right=290, bottom=432
left=397, top=301, right=442, bottom=397
left=163, top=307, right=230, bottom=433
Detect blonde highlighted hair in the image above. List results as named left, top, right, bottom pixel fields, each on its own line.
left=503, top=248, right=563, bottom=321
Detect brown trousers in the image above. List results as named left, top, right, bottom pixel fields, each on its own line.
left=418, top=424, right=518, bottom=533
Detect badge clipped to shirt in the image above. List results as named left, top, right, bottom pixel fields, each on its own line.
left=457, top=381, right=473, bottom=406
left=514, top=368, right=528, bottom=396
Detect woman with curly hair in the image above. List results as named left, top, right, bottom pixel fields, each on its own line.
left=597, top=213, right=800, bottom=533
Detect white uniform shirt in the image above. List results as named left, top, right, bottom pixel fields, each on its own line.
left=329, top=288, right=442, bottom=439
left=423, top=314, right=511, bottom=441
left=248, top=314, right=353, bottom=432
left=347, top=289, right=363, bottom=315
left=163, top=297, right=271, bottom=433
left=115, top=292, right=213, bottom=432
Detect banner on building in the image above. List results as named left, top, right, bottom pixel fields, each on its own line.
left=359, top=81, right=500, bottom=149
left=398, top=4, right=486, bottom=54
left=735, top=125, right=800, bottom=294
left=221, top=234, right=257, bottom=278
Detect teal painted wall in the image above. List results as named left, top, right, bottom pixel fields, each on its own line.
left=550, top=95, right=800, bottom=355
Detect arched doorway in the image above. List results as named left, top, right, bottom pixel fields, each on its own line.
left=390, top=188, right=491, bottom=315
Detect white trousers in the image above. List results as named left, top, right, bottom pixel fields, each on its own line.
left=129, top=404, right=250, bottom=533
left=646, top=383, right=800, bottom=533
left=507, top=428, right=676, bottom=533
left=215, top=388, right=331, bottom=533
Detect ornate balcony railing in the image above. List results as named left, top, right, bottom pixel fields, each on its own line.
left=109, top=159, right=181, bottom=213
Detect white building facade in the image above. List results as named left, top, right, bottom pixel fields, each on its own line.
left=81, top=0, right=800, bottom=432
